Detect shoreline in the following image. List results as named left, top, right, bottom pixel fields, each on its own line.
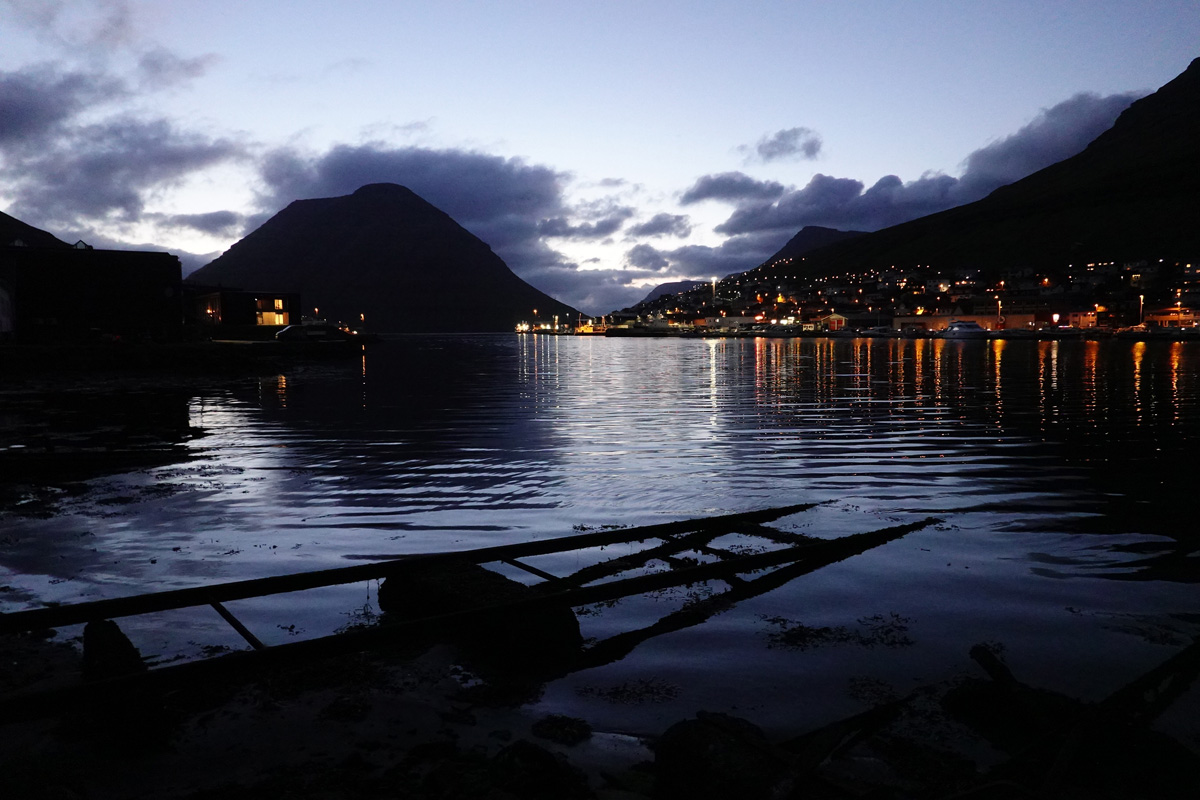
left=4, top=627, right=1198, bottom=799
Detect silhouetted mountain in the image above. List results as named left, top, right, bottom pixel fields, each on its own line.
left=186, top=184, right=579, bottom=332
left=762, top=225, right=864, bottom=265
left=764, top=57, right=1200, bottom=278
left=640, top=280, right=706, bottom=305
left=0, top=211, right=68, bottom=248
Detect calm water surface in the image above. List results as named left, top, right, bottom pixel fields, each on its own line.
left=2, top=335, right=1198, bottom=740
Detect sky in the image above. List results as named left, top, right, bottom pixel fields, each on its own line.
left=1, top=1, right=1198, bottom=314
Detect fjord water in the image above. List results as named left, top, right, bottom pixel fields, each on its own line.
left=2, top=335, right=1198, bottom=739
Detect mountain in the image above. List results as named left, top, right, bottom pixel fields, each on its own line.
left=0, top=210, right=68, bottom=248
left=763, top=57, right=1200, bottom=278
left=186, top=183, right=579, bottom=332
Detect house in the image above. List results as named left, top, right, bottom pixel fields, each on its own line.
left=0, top=244, right=182, bottom=342
left=185, top=287, right=301, bottom=332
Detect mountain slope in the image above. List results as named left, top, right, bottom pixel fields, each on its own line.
left=761, top=225, right=864, bottom=265
left=771, top=57, right=1200, bottom=277
left=0, top=211, right=69, bottom=248
left=187, top=183, right=579, bottom=332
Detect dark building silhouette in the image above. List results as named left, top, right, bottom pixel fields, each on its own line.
left=0, top=242, right=182, bottom=342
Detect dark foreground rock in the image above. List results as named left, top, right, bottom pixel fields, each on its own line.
left=82, top=619, right=147, bottom=681
left=378, top=561, right=584, bottom=673
left=654, top=712, right=800, bottom=800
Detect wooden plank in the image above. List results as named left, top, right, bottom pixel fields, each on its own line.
left=500, top=558, right=560, bottom=583
left=0, top=517, right=936, bottom=721
left=209, top=600, right=267, bottom=651
left=0, top=502, right=818, bottom=634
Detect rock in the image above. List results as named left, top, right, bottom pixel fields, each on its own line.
left=490, top=739, right=594, bottom=799
left=417, top=739, right=594, bottom=799
left=378, top=562, right=583, bottom=670
left=531, top=714, right=593, bottom=746
left=654, top=713, right=798, bottom=800
left=82, top=619, right=146, bottom=680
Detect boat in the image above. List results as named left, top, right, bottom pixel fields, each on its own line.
left=940, top=320, right=990, bottom=339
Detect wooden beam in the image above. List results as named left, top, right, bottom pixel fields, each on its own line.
left=0, top=503, right=818, bottom=635
left=209, top=600, right=266, bottom=651
left=0, top=517, right=935, bottom=721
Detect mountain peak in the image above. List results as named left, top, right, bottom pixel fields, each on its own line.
left=187, top=185, right=578, bottom=332
left=352, top=182, right=419, bottom=199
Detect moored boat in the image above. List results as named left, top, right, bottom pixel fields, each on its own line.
left=940, top=320, right=989, bottom=339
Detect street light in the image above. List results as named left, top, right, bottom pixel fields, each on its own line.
left=1139, top=294, right=1144, bottom=324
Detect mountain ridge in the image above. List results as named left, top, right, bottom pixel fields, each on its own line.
left=756, top=56, right=1200, bottom=279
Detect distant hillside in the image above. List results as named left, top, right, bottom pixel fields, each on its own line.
left=187, top=183, right=579, bottom=332
left=0, top=211, right=68, bottom=248
left=761, top=225, right=864, bottom=265
left=763, top=56, right=1200, bottom=278
left=639, top=280, right=705, bottom=305
left=634, top=227, right=862, bottom=311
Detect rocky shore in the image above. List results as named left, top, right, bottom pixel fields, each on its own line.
left=4, top=618, right=1199, bottom=799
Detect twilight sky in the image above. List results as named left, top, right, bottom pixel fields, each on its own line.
left=2, top=1, right=1198, bottom=314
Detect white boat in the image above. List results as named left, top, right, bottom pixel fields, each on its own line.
left=941, top=320, right=990, bottom=339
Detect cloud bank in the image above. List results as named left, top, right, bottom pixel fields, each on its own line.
left=703, top=91, right=1142, bottom=237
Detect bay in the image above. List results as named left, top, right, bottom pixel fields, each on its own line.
left=2, top=335, right=1198, bottom=742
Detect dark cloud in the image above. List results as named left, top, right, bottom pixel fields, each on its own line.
left=713, top=90, right=1142, bottom=236
left=162, top=210, right=244, bottom=237
left=137, top=48, right=218, bottom=91
left=627, top=212, right=692, bottom=238
left=742, top=127, right=822, bottom=163
left=2, top=115, right=245, bottom=229
left=536, top=198, right=635, bottom=239
left=1, top=0, right=139, bottom=50
left=256, top=144, right=569, bottom=268
left=0, top=64, right=123, bottom=144
left=538, top=213, right=631, bottom=239
left=626, top=243, right=670, bottom=271
left=680, top=172, right=786, bottom=205
left=513, top=260, right=658, bottom=316
left=953, top=91, right=1142, bottom=198
left=0, top=56, right=245, bottom=246
left=623, top=231, right=788, bottom=282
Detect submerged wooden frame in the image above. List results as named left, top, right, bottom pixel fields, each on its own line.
left=0, top=504, right=941, bottom=719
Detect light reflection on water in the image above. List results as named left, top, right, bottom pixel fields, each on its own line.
left=1, top=335, right=1199, bottom=738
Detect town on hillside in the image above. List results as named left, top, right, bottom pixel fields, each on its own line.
left=521, top=256, right=1200, bottom=339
